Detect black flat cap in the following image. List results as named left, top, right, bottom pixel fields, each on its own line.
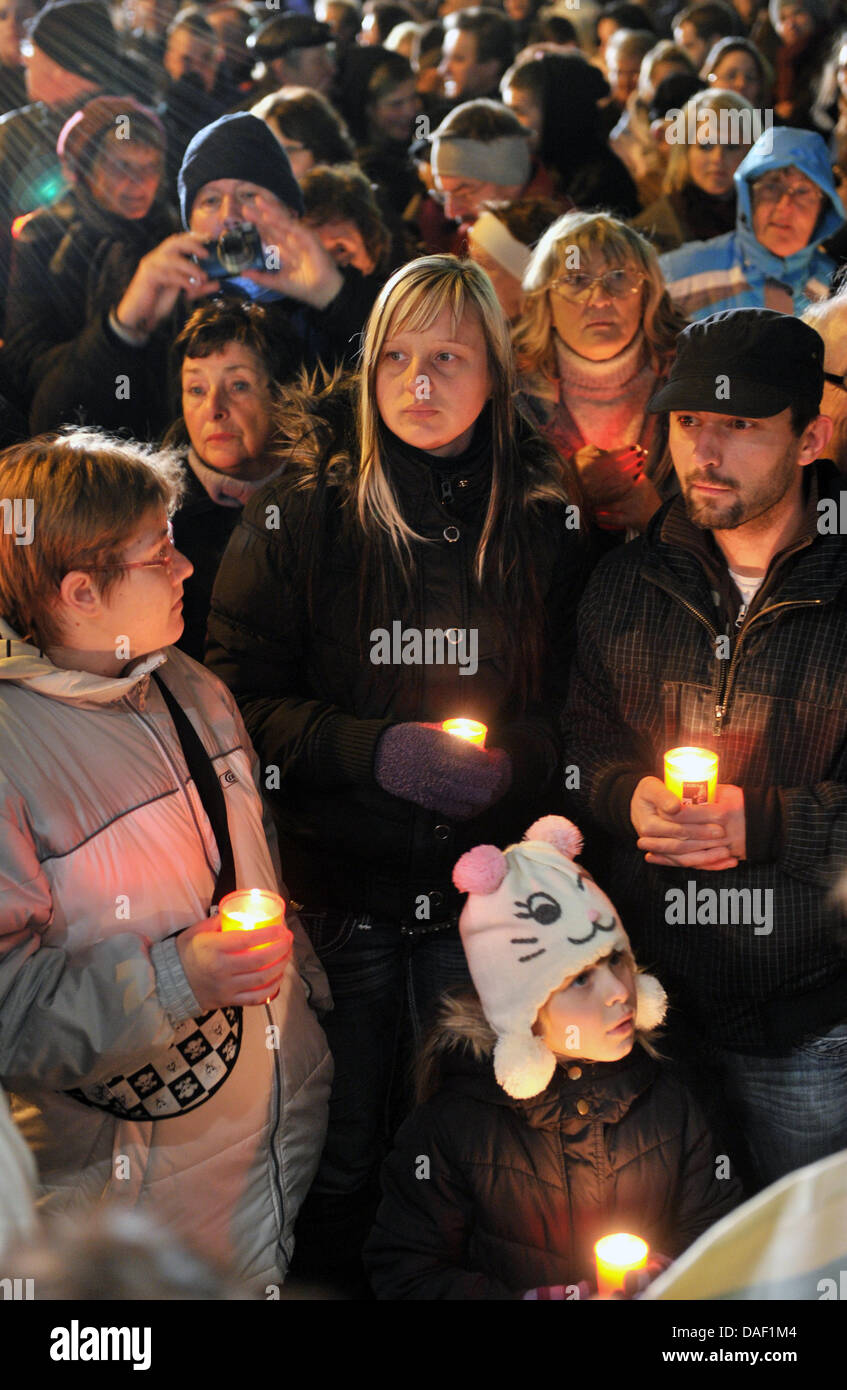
left=247, top=14, right=333, bottom=57
left=647, top=308, right=825, bottom=417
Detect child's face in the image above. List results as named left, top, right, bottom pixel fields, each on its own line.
left=535, top=940, right=638, bottom=1063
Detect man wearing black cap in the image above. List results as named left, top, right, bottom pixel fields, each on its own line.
left=565, top=308, right=847, bottom=1193
left=247, top=14, right=336, bottom=102
left=0, top=0, right=121, bottom=300
left=22, top=112, right=378, bottom=437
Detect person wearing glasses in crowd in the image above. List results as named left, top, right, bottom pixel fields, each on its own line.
left=659, top=127, right=846, bottom=322
left=516, top=211, right=688, bottom=538
left=0, top=430, right=332, bottom=1292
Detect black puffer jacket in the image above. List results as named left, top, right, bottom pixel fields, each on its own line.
left=364, top=998, right=742, bottom=1299
left=206, top=376, right=589, bottom=923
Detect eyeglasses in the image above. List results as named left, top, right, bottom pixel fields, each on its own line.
left=550, top=268, right=645, bottom=301
left=85, top=522, right=179, bottom=574
left=751, top=177, right=824, bottom=209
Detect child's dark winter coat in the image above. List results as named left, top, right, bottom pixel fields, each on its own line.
left=365, top=996, right=742, bottom=1299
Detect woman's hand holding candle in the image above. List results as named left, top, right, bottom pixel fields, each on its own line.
left=177, top=915, right=292, bottom=1011
left=630, top=776, right=745, bottom=869
left=374, top=722, right=512, bottom=819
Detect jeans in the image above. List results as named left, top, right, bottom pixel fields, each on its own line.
left=664, top=1016, right=847, bottom=1195
left=291, top=912, right=472, bottom=1277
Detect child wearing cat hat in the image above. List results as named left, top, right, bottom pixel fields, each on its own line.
left=365, top=816, right=741, bottom=1299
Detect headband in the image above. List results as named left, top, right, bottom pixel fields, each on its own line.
left=431, top=133, right=530, bottom=189
left=469, top=210, right=532, bottom=280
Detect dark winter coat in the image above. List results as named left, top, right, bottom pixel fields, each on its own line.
left=0, top=98, right=80, bottom=306
left=206, top=377, right=589, bottom=924
left=632, top=183, right=737, bottom=255
left=2, top=188, right=177, bottom=428
left=563, top=461, right=847, bottom=1051
left=364, top=997, right=742, bottom=1298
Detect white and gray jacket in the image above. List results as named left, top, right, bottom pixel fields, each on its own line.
left=0, top=624, right=332, bottom=1289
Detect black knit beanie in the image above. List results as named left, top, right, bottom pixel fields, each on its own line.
left=27, top=0, right=118, bottom=85
left=178, top=113, right=305, bottom=228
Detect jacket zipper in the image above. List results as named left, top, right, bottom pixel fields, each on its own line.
left=645, top=578, right=824, bottom=737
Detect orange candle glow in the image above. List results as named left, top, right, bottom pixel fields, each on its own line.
left=664, top=746, right=718, bottom=806
left=442, top=718, right=488, bottom=748
left=594, top=1233, right=649, bottom=1298
left=219, top=889, right=291, bottom=1001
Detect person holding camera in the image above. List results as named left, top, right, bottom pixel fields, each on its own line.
left=15, top=113, right=379, bottom=439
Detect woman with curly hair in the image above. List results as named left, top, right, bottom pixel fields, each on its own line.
left=515, top=209, right=689, bottom=536
left=205, top=254, right=588, bottom=1282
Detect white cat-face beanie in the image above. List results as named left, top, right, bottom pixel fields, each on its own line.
left=453, top=816, right=667, bottom=1100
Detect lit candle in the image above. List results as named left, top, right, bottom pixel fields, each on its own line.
left=442, top=718, right=488, bottom=747
left=664, top=746, right=718, bottom=806
left=594, top=1233, right=649, bottom=1298
left=219, top=889, right=291, bottom=1001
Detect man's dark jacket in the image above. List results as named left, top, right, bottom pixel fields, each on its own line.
left=564, top=460, right=847, bottom=1051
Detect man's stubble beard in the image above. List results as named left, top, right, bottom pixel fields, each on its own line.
left=681, top=437, right=802, bottom=533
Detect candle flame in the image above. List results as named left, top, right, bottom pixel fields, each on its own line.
left=594, top=1233, right=648, bottom=1267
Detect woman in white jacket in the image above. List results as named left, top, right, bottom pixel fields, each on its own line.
left=0, top=430, right=332, bottom=1291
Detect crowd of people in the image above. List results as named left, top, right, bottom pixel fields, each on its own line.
left=1, top=0, right=847, bottom=1304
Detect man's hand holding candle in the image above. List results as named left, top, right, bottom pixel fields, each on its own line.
left=630, top=776, right=746, bottom=869
left=176, top=914, right=292, bottom=1011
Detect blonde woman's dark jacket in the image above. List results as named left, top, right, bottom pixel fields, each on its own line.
left=206, top=376, right=590, bottom=926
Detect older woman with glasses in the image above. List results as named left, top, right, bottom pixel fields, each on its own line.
left=515, top=210, right=688, bottom=536
left=659, top=126, right=845, bottom=322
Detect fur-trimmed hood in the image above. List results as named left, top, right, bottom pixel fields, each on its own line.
left=270, top=364, right=579, bottom=509
left=418, top=990, right=660, bottom=1125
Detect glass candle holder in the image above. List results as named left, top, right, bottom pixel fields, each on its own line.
left=663, top=746, right=718, bottom=806
left=594, top=1233, right=649, bottom=1298
left=219, top=888, right=290, bottom=1002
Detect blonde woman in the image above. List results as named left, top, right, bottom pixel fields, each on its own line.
left=515, top=209, right=688, bottom=535
left=206, top=254, right=587, bottom=1282
left=632, top=88, right=756, bottom=253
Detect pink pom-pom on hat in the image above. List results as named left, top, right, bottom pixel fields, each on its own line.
left=453, top=844, right=508, bottom=895
left=524, top=815, right=583, bottom=861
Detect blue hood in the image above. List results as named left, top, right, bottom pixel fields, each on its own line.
left=735, top=126, right=845, bottom=247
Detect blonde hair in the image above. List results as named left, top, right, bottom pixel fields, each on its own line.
left=357, top=254, right=564, bottom=583
left=662, top=87, right=756, bottom=195
left=513, top=209, right=687, bottom=380
left=638, top=38, right=694, bottom=100
left=0, top=430, right=184, bottom=651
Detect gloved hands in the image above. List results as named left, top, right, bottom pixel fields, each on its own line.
left=374, top=722, right=512, bottom=820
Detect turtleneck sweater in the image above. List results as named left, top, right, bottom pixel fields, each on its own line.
left=555, top=332, right=657, bottom=453
left=186, top=445, right=285, bottom=508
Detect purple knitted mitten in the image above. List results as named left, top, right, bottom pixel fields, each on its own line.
left=374, top=722, right=512, bottom=820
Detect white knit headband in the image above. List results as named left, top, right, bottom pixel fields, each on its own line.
left=469, top=211, right=532, bottom=280
left=431, top=133, right=531, bottom=188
